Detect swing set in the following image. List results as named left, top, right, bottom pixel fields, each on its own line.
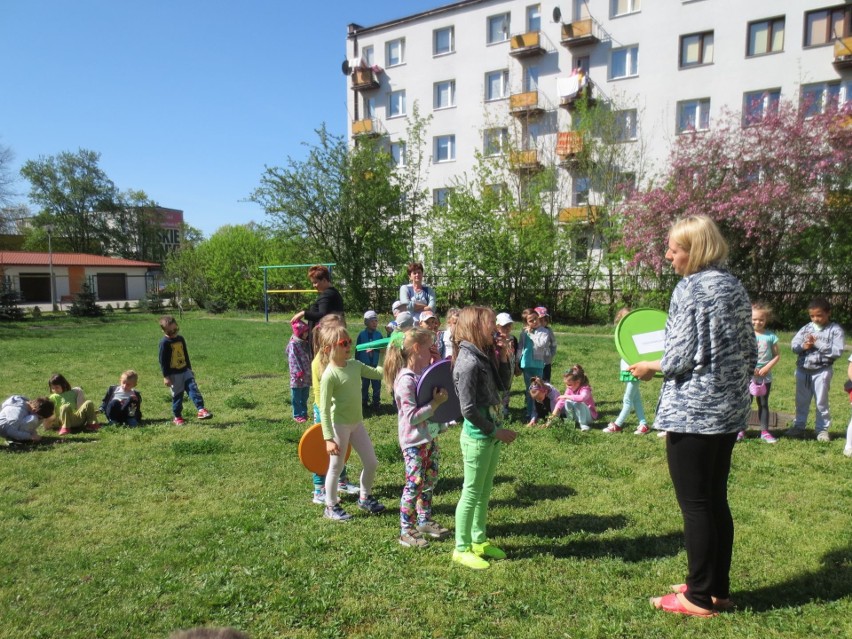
left=259, top=262, right=336, bottom=322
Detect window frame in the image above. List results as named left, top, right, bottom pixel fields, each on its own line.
left=742, top=89, right=781, bottom=126
left=385, top=38, right=405, bottom=67
left=609, top=45, right=639, bottom=80
left=676, top=98, right=711, bottom=133
left=433, top=187, right=452, bottom=207
left=526, top=4, right=541, bottom=32
left=434, top=135, right=456, bottom=163
left=614, top=109, right=638, bottom=141
left=361, top=45, right=374, bottom=66
left=800, top=81, right=847, bottom=117
left=483, top=127, right=509, bottom=156
left=679, top=31, right=714, bottom=68
left=611, top=0, right=641, bottom=18
left=433, top=80, right=456, bottom=110
left=390, top=141, right=406, bottom=167
left=485, top=69, right=509, bottom=101
left=487, top=12, right=510, bottom=44
left=746, top=17, right=785, bottom=57
left=804, top=5, right=852, bottom=48
left=388, top=89, right=406, bottom=118
left=433, top=26, right=455, bottom=56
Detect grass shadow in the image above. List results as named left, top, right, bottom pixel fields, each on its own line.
left=516, top=530, right=684, bottom=562
left=1, top=435, right=100, bottom=452
left=489, top=512, right=628, bottom=538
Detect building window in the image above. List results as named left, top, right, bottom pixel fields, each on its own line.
left=363, top=96, right=376, bottom=118
left=743, top=89, right=780, bottom=126
left=487, top=13, right=510, bottom=44
left=801, top=81, right=848, bottom=117
left=614, top=109, right=638, bottom=141
left=434, top=26, right=454, bottom=55
left=609, top=45, right=639, bottom=80
left=804, top=5, right=852, bottom=47
left=680, top=31, right=714, bottom=68
left=677, top=98, right=711, bottom=133
left=361, top=45, right=374, bottom=66
left=527, top=4, right=541, bottom=31
left=484, top=127, right=509, bottom=156
left=611, top=0, right=640, bottom=18
left=524, top=66, right=540, bottom=92
left=434, top=80, right=456, bottom=110
left=747, top=17, right=784, bottom=56
left=574, top=55, right=590, bottom=74
left=388, top=90, right=406, bottom=118
left=485, top=69, right=509, bottom=101
left=433, top=187, right=451, bottom=207
left=434, top=135, right=456, bottom=163
left=573, top=177, right=590, bottom=206
left=390, top=142, right=406, bottom=167
left=386, top=38, right=405, bottom=66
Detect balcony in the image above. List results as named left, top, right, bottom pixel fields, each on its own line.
left=560, top=19, right=599, bottom=49
left=509, top=31, right=545, bottom=58
left=351, top=118, right=384, bottom=138
left=834, top=36, right=852, bottom=70
left=558, top=206, right=599, bottom=223
left=556, top=132, right=584, bottom=164
left=509, top=91, right=545, bottom=117
left=509, top=149, right=543, bottom=172
left=351, top=68, right=380, bottom=91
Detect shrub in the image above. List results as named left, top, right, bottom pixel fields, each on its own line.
left=67, top=283, right=103, bottom=317
left=123, top=301, right=132, bottom=313
left=206, top=298, right=228, bottom=314
left=31, top=306, right=42, bottom=319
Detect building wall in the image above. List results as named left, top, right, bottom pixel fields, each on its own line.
left=346, top=0, right=850, bottom=203
left=1, top=265, right=152, bottom=303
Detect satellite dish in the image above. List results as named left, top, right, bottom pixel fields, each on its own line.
left=341, top=59, right=350, bottom=75
left=552, top=7, right=562, bottom=23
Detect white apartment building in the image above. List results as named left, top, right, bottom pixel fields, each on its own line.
left=345, top=0, right=851, bottom=221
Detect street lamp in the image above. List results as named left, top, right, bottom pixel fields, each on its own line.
left=44, top=225, right=56, bottom=309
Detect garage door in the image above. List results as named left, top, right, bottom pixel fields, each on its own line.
left=96, top=273, right=127, bottom=301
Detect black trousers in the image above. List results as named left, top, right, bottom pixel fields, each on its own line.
left=666, top=431, right=737, bottom=609
left=755, top=382, right=772, bottom=429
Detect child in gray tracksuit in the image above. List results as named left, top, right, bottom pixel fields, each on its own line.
left=0, top=396, right=54, bottom=443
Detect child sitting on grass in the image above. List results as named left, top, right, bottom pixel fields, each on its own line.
left=48, top=373, right=99, bottom=435
left=100, top=370, right=143, bottom=426
left=557, top=365, right=598, bottom=431
left=0, top=395, right=53, bottom=443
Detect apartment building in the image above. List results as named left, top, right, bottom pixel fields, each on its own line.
left=345, top=0, right=851, bottom=220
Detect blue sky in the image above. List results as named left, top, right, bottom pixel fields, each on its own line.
left=0, top=0, right=442, bottom=237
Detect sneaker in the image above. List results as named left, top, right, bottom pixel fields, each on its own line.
left=417, top=520, right=451, bottom=539
left=312, top=490, right=326, bottom=505
left=844, top=447, right=852, bottom=458
left=579, top=423, right=591, bottom=432
left=399, top=531, right=429, bottom=548
left=197, top=408, right=212, bottom=420
left=294, top=416, right=307, bottom=423
left=634, top=424, right=650, bottom=435
left=603, top=422, right=623, bottom=433
left=760, top=430, right=777, bottom=444
left=816, top=430, right=830, bottom=443
left=357, top=495, right=386, bottom=514
left=84, top=423, right=101, bottom=432
left=323, top=504, right=352, bottom=521
left=58, top=426, right=71, bottom=436
left=472, top=541, right=506, bottom=560
left=452, top=549, right=490, bottom=570
left=657, top=430, right=668, bottom=438
left=525, top=419, right=538, bottom=428
left=736, top=430, right=746, bottom=442
left=173, top=417, right=186, bottom=426
left=338, top=481, right=361, bottom=495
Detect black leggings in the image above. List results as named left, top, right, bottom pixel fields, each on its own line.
left=754, top=382, right=772, bottom=429
left=666, top=431, right=737, bottom=609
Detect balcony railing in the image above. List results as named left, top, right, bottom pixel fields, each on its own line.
left=556, top=132, right=584, bottom=160
left=351, top=68, right=380, bottom=91
left=509, top=149, right=543, bottom=171
left=509, top=91, right=544, bottom=116
left=834, top=36, right=852, bottom=69
left=351, top=118, right=383, bottom=137
left=509, top=31, right=545, bottom=58
left=558, top=206, right=598, bottom=223
left=560, top=19, right=600, bottom=48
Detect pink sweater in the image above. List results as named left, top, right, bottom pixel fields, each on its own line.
left=556, top=384, right=598, bottom=419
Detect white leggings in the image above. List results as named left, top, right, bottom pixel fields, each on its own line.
left=325, top=421, right=377, bottom=506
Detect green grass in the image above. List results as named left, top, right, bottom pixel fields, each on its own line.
left=0, top=312, right=850, bottom=639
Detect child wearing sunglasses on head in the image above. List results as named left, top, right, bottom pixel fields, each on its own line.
left=317, top=323, right=386, bottom=521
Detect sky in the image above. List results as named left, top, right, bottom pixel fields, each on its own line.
left=0, top=0, right=444, bottom=237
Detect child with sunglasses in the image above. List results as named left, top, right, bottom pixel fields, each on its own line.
left=318, top=324, right=386, bottom=521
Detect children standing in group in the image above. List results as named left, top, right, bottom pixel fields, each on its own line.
left=438, top=307, right=460, bottom=359
left=519, top=308, right=551, bottom=426
left=384, top=327, right=451, bottom=548
left=745, top=302, right=781, bottom=443
left=451, top=306, right=517, bottom=570
left=604, top=309, right=649, bottom=435
left=100, top=370, right=143, bottom=426
left=356, top=311, right=383, bottom=413
left=47, top=373, right=99, bottom=435
left=158, top=316, right=212, bottom=426
left=535, top=307, right=557, bottom=383
left=318, top=323, right=386, bottom=521
left=495, top=312, right=520, bottom=417
left=0, top=395, right=53, bottom=443
left=286, top=319, right=312, bottom=423
left=788, top=297, right=845, bottom=441
left=558, top=365, right=598, bottom=431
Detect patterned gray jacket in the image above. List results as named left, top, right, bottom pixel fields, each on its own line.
left=655, top=267, right=757, bottom=435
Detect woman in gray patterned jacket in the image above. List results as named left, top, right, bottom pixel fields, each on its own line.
left=630, top=215, right=756, bottom=618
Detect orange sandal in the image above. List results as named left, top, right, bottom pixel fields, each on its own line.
left=671, top=584, right=735, bottom=611
left=650, top=593, right=717, bottom=618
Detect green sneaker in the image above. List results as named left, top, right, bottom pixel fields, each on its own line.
left=452, top=549, right=489, bottom=570
left=472, top=541, right=506, bottom=560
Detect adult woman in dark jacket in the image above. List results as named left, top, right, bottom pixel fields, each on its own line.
left=291, top=265, right=344, bottom=350
left=630, top=215, right=756, bottom=617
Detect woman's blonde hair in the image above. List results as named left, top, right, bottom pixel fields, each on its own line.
left=383, top=328, right=435, bottom=390
left=668, top=215, right=729, bottom=275
left=452, top=306, right=495, bottom=362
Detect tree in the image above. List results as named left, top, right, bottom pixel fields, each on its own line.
left=250, top=124, right=419, bottom=311
left=620, top=102, right=852, bottom=325
left=115, top=189, right=164, bottom=262
left=21, top=148, right=122, bottom=254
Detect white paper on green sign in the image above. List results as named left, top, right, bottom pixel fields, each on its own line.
left=632, top=330, right=665, bottom=354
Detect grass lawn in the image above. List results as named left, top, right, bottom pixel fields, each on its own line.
left=0, top=312, right=850, bottom=639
